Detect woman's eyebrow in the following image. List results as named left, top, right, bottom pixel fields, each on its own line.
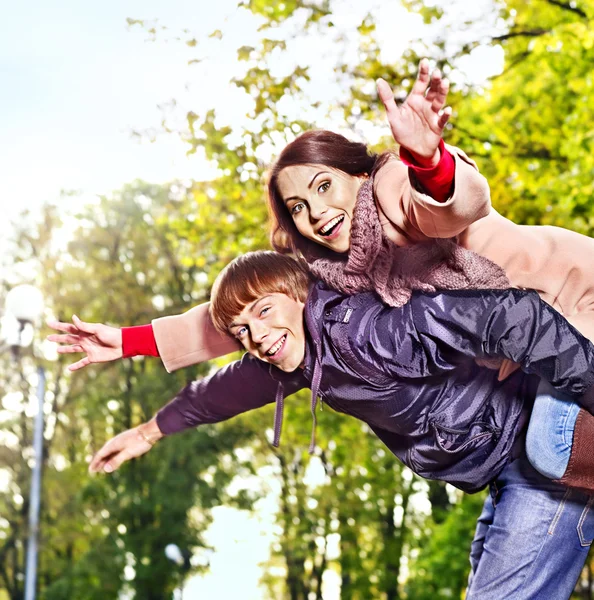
left=308, top=171, right=330, bottom=189
left=283, top=171, right=330, bottom=204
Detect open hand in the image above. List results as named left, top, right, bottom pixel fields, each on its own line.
left=89, top=419, right=163, bottom=474
left=47, top=315, right=123, bottom=371
left=377, top=58, right=451, bottom=167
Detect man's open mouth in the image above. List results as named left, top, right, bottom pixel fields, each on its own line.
left=319, top=215, right=344, bottom=237
left=266, top=334, right=287, bottom=357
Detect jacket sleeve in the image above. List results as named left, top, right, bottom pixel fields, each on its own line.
left=152, top=301, right=241, bottom=373
left=405, top=289, right=594, bottom=410
left=373, top=144, right=491, bottom=239
left=155, top=353, right=307, bottom=435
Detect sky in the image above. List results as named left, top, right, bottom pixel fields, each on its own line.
left=0, top=0, right=503, bottom=219
left=0, top=1, right=504, bottom=597
left=0, top=3, right=286, bottom=597
left=0, top=0, right=253, bottom=215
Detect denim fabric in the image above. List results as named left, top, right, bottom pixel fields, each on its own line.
left=525, top=380, right=580, bottom=480
left=467, top=451, right=594, bottom=599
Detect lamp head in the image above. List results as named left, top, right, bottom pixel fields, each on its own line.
left=164, top=544, right=184, bottom=566
left=5, top=285, right=44, bottom=325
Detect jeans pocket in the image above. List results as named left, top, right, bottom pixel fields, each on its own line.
left=577, top=497, right=594, bottom=547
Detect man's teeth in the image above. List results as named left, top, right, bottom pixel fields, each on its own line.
left=320, top=215, right=344, bottom=235
left=267, top=335, right=286, bottom=356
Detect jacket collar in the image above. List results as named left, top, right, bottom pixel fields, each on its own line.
left=273, top=282, right=360, bottom=452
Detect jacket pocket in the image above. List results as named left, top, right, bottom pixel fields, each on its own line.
left=431, top=421, right=501, bottom=454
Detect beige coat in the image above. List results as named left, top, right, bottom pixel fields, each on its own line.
left=153, top=146, right=594, bottom=372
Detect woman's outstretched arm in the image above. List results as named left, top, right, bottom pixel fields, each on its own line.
left=376, top=58, right=451, bottom=168
left=47, top=315, right=126, bottom=371
left=48, top=301, right=241, bottom=372
left=374, top=59, right=492, bottom=239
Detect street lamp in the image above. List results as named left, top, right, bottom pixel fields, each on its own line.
left=165, top=544, right=192, bottom=599
left=5, top=284, right=44, bottom=326
left=3, top=284, right=45, bottom=600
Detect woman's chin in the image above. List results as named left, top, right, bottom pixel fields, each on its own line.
left=328, top=237, right=350, bottom=254
left=317, top=232, right=350, bottom=254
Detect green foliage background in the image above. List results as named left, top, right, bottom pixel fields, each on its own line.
left=2, top=0, right=594, bottom=598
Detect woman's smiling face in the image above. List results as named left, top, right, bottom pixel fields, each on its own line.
left=276, top=164, right=366, bottom=254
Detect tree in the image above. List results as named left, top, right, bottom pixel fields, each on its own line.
left=5, top=0, right=593, bottom=597
left=1, top=184, right=265, bottom=599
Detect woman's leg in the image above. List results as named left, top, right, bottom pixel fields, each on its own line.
left=525, top=380, right=579, bottom=480
left=466, top=450, right=594, bottom=599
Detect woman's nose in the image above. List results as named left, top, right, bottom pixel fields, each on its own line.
left=308, top=197, right=328, bottom=222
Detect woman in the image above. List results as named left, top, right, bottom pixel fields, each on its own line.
left=49, top=60, right=594, bottom=489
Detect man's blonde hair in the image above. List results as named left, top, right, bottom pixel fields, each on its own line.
left=210, top=251, right=312, bottom=333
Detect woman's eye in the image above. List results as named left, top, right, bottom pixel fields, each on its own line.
left=291, top=202, right=305, bottom=216
left=318, top=181, right=330, bottom=194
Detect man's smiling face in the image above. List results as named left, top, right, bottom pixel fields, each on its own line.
left=228, top=292, right=306, bottom=372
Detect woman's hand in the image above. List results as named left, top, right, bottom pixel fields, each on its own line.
left=89, top=418, right=164, bottom=474
left=377, top=58, right=451, bottom=167
left=47, top=315, right=123, bottom=371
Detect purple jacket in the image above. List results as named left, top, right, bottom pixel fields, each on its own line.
left=157, top=283, right=594, bottom=493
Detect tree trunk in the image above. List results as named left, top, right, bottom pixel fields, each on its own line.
left=380, top=474, right=413, bottom=600
left=338, top=511, right=357, bottom=600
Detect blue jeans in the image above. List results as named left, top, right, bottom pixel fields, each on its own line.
left=525, top=380, right=580, bottom=480
left=466, top=451, right=594, bottom=599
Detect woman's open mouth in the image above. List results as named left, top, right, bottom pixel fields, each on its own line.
left=319, top=215, right=344, bottom=239
left=266, top=334, right=287, bottom=359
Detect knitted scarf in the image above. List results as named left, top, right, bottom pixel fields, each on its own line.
left=307, top=178, right=511, bottom=307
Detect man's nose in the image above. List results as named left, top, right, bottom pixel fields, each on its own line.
left=251, top=321, right=269, bottom=344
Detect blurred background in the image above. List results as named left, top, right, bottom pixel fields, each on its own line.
left=1, top=0, right=594, bottom=598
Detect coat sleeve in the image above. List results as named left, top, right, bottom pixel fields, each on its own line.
left=152, top=301, right=241, bottom=373
left=404, top=289, right=594, bottom=410
left=373, top=144, right=491, bottom=239
left=155, top=353, right=307, bottom=435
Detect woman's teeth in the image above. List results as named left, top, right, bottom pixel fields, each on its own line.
left=267, top=335, right=286, bottom=356
left=319, top=215, right=344, bottom=236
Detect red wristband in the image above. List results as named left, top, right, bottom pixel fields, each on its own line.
left=122, top=324, right=159, bottom=358
left=400, top=139, right=455, bottom=203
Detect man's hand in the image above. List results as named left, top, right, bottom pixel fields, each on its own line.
left=47, top=315, right=123, bottom=371
left=377, top=58, right=452, bottom=167
left=89, top=418, right=164, bottom=474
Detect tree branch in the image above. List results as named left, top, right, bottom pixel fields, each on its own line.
left=487, top=50, right=532, bottom=82
left=545, top=0, right=588, bottom=18
left=492, top=29, right=550, bottom=42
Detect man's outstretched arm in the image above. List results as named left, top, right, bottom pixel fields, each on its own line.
left=89, top=353, right=307, bottom=473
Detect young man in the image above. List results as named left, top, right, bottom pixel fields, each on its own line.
left=89, top=251, right=594, bottom=599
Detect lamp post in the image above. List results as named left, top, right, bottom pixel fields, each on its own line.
left=4, top=284, right=45, bottom=600
left=165, top=544, right=192, bottom=599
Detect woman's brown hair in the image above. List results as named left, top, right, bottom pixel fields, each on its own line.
left=267, top=130, right=389, bottom=258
